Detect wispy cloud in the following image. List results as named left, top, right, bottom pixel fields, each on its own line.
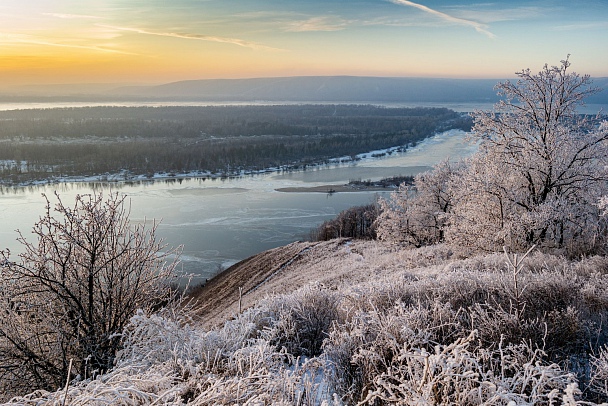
left=441, top=6, right=543, bottom=23
left=43, top=13, right=105, bottom=20
left=0, top=32, right=135, bottom=55
left=362, top=16, right=444, bottom=28
left=24, top=40, right=135, bottom=55
left=98, top=25, right=284, bottom=52
left=285, top=16, right=350, bottom=32
left=553, top=21, right=608, bottom=31
left=214, top=11, right=351, bottom=33
left=390, top=0, right=495, bottom=39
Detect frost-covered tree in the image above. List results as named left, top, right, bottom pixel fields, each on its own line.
left=0, top=192, right=179, bottom=397
left=448, top=57, right=608, bottom=254
left=377, top=159, right=460, bottom=246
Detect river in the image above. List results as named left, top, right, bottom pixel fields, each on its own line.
left=0, top=129, right=476, bottom=283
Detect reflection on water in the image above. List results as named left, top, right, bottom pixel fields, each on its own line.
left=0, top=129, right=476, bottom=282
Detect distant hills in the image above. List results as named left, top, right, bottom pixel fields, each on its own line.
left=3, top=76, right=608, bottom=105
left=109, top=76, right=608, bottom=104
left=108, top=76, right=504, bottom=103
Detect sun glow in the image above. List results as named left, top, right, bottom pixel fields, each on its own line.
left=0, top=0, right=606, bottom=88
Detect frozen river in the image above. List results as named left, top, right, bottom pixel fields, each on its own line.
left=0, top=129, right=476, bottom=283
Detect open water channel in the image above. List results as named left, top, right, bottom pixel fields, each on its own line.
left=0, top=129, right=476, bottom=283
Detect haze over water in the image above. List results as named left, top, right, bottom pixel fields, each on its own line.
left=0, top=101, right=606, bottom=115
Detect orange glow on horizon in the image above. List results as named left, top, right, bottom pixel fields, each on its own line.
left=0, top=1, right=606, bottom=89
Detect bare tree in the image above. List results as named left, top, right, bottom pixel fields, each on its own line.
left=0, top=192, right=179, bottom=397
left=448, top=57, right=608, bottom=253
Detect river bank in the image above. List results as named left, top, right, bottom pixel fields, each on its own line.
left=0, top=140, right=424, bottom=189
left=0, top=129, right=474, bottom=283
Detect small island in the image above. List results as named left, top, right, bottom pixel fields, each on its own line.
left=275, top=175, right=415, bottom=193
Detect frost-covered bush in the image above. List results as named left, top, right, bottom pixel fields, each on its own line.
left=116, top=305, right=290, bottom=380
left=377, top=159, right=460, bottom=247
left=358, top=331, right=579, bottom=406
left=6, top=247, right=608, bottom=404
left=324, top=251, right=608, bottom=404
left=324, top=301, right=585, bottom=405
left=590, top=346, right=608, bottom=400
left=324, top=301, right=467, bottom=404
left=0, top=192, right=179, bottom=399
left=5, top=307, right=339, bottom=406
left=259, top=283, right=343, bottom=357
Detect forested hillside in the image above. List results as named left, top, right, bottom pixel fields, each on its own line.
left=0, top=105, right=468, bottom=185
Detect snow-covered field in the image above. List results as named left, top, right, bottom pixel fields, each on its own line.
left=6, top=240, right=608, bottom=405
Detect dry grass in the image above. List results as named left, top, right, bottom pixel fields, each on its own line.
left=6, top=241, right=608, bottom=405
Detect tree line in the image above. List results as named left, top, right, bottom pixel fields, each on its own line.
left=0, top=105, right=470, bottom=184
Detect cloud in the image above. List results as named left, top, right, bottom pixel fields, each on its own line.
left=43, top=13, right=104, bottom=20
left=0, top=32, right=135, bottom=55
left=390, top=0, right=495, bottom=39
left=98, top=25, right=284, bottom=52
left=553, top=21, right=608, bottom=31
left=362, top=16, right=444, bottom=28
left=441, top=6, right=543, bottom=23
left=285, top=16, right=350, bottom=32
left=204, top=11, right=349, bottom=33
left=21, top=39, right=136, bottom=55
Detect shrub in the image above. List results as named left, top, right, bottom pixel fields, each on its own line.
left=311, top=203, right=379, bottom=241
left=0, top=192, right=179, bottom=398
left=260, top=283, right=343, bottom=357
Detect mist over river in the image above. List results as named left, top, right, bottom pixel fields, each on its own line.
left=0, top=129, right=475, bottom=283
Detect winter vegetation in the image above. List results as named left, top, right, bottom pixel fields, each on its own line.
left=309, top=203, right=380, bottom=241
left=4, top=239, right=608, bottom=405
left=2, top=58, right=608, bottom=405
left=378, top=57, right=608, bottom=257
left=0, top=193, right=180, bottom=399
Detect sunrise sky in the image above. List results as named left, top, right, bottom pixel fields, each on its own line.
left=1, top=0, right=607, bottom=87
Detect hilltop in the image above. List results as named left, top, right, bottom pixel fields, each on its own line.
left=7, top=239, right=608, bottom=404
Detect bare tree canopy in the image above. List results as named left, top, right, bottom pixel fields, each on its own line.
left=0, top=192, right=179, bottom=397
left=378, top=58, right=608, bottom=255
left=451, top=57, right=608, bottom=253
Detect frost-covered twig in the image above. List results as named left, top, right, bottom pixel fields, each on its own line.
left=503, top=244, right=536, bottom=320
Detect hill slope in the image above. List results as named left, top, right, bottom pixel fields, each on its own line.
left=5, top=76, right=607, bottom=106
left=110, top=75, right=608, bottom=105
left=7, top=240, right=608, bottom=404
left=192, top=238, right=457, bottom=328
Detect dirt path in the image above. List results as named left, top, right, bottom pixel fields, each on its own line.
left=191, top=241, right=319, bottom=328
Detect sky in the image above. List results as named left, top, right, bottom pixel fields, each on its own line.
left=0, top=0, right=607, bottom=87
